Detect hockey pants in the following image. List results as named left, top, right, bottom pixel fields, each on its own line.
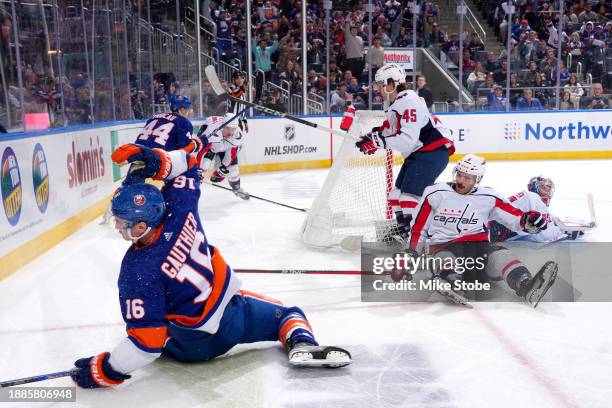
left=163, top=291, right=317, bottom=363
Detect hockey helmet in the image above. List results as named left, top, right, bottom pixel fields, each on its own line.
left=232, top=71, right=246, bottom=80
left=111, top=183, right=166, bottom=229
left=527, top=176, right=555, bottom=205
left=374, top=63, right=407, bottom=86
left=169, top=94, right=192, bottom=112
left=222, top=113, right=239, bottom=129
left=453, top=154, right=486, bottom=184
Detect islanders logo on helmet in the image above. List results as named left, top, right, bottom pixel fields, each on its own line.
left=1, top=147, right=22, bottom=226
left=111, top=183, right=165, bottom=227
left=32, top=143, right=49, bottom=214
left=133, top=194, right=146, bottom=206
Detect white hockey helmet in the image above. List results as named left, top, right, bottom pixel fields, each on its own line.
left=453, top=154, right=486, bottom=184
left=222, top=113, right=239, bottom=130
left=374, top=63, right=406, bottom=86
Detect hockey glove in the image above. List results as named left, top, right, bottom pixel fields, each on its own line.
left=111, top=143, right=171, bottom=184
left=71, top=352, right=131, bottom=389
left=356, top=132, right=386, bottom=155
left=520, top=211, right=548, bottom=234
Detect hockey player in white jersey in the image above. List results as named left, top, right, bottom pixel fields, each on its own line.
left=489, top=176, right=590, bottom=242
left=407, top=155, right=558, bottom=307
left=355, top=63, right=455, bottom=240
left=196, top=113, right=249, bottom=200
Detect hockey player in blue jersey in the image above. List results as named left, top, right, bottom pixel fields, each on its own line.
left=71, top=144, right=351, bottom=388
left=100, top=95, right=202, bottom=224
left=136, top=94, right=206, bottom=155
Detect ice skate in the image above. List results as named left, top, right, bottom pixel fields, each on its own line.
left=288, top=342, right=352, bottom=368
left=517, top=261, right=558, bottom=308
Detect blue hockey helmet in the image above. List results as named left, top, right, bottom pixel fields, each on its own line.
left=111, top=183, right=166, bottom=228
left=527, top=176, right=555, bottom=205
left=169, top=94, right=192, bottom=112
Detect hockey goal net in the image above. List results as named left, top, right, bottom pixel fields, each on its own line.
left=302, top=110, right=400, bottom=249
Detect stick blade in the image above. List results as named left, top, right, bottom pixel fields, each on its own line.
left=204, top=65, right=226, bottom=96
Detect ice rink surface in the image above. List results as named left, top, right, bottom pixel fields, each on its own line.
left=1, top=160, right=611, bottom=408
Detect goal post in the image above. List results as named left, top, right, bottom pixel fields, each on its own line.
left=302, top=110, right=400, bottom=249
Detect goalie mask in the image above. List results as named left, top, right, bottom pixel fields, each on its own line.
left=528, top=176, right=555, bottom=206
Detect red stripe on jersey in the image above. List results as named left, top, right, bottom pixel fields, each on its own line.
left=409, top=198, right=432, bottom=250
left=399, top=200, right=418, bottom=209
left=229, top=146, right=239, bottom=163
left=495, top=197, right=523, bottom=216
left=419, top=137, right=455, bottom=155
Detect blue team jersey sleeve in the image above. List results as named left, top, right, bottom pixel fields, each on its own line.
left=118, top=251, right=169, bottom=353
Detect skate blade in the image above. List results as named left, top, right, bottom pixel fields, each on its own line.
left=529, top=262, right=559, bottom=308
left=432, top=277, right=472, bottom=307
left=289, top=347, right=352, bottom=368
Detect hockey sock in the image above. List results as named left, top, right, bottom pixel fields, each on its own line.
left=278, top=307, right=318, bottom=350
left=502, top=261, right=531, bottom=292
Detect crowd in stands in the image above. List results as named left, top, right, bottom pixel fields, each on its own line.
left=471, top=0, right=612, bottom=110
left=2, top=0, right=611, bottom=132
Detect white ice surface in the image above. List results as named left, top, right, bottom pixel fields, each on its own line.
left=1, top=160, right=611, bottom=408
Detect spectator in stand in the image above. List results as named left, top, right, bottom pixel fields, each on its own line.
left=508, top=72, right=523, bottom=107
left=484, top=51, right=499, bottom=72
left=564, top=74, right=584, bottom=109
left=369, top=37, right=385, bottom=76
left=263, top=90, right=285, bottom=113
left=487, top=85, right=509, bottom=111
left=478, top=73, right=495, bottom=92
left=565, top=31, right=585, bottom=70
left=564, top=5, right=580, bottom=27
left=462, top=49, right=477, bottom=73
left=467, top=62, right=486, bottom=94
left=428, top=23, right=446, bottom=47
left=550, top=61, right=570, bottom=83
left=416, top=75, right=434, bottom=109
left=277, top=33, right=300, bottom=76
left=513, top=19, right=532, bottom=42
left=442, top=32, right=460, bottom=53
left=580, top=82, right=609, bottom=109
left=252, top=36, right=279, bottom=101
left=560, top=91, right=574, bottom=110
left=344, top=14, right=365, bottom=82
left=579, top=4, right=598, bottom=25
left=539, top=48, right=557, bottom=82
left=306, top=69, right=325, bottom=94
left=384, top=0, right=402, bottom=23
left=516, top=88, right=544, bottom=110
left=330, top=83, right=352, bottom=113
left=493, top=60, right=509, bottom=84
left=466, top=33, right=485, bottom=58
left=523, top=61, right=541, bottom=86
left=342, top=70, right=353, bottom=87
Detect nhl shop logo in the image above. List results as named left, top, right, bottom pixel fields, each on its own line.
left=284, top=125, right=295, bottom=142
left=134, top=194, right=146, bottom=206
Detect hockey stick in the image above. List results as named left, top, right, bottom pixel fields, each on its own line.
left=0, top=369, right=77, bottom=387
left=204, top=65, right=358, bottom=140
left=235, top=268, right=364, bottom=275
left=204, top=181, right=307, bottom=212
left=587, top=193, right=597, bottom=228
